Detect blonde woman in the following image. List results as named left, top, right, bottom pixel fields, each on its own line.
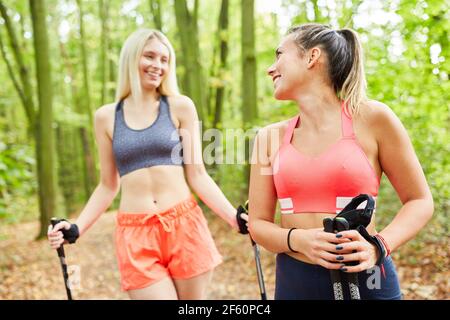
left=48, top=29, right=247, bottom=300
left=248, top=24, right=433, bottom=299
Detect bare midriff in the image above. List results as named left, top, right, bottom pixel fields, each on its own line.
left=118, top=165, right=191, bottom=214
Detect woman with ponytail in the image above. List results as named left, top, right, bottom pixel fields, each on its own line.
left=248, top=24, right=433, bottom=299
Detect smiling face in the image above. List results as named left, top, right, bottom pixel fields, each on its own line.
left=138, top=37, right=170, bottom=91
left=267, top=34, right=311, bottom=100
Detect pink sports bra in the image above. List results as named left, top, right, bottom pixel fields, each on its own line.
left=273, top=102, right=380, bottom=214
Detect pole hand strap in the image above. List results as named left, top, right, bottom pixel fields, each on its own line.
left=236, top=201, right=249, bottom=235
left=51, top=218, right=80, bottom=244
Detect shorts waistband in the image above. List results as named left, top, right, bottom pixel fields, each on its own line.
left=116, top=194, right=198, bottom=231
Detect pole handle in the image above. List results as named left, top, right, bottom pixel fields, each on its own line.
left=50, top=218, right=66, bottom=258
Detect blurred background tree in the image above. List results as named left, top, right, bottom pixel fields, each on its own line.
left=0, top=0, right=448, bottom=247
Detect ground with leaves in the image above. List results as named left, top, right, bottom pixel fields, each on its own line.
left=0, top=211, right=448, bottom=300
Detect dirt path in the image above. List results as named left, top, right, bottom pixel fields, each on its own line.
left=0, top=212, right=448, bottom=299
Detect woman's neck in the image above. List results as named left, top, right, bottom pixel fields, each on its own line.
left=292, top=86, right=341, bottom=131
left=128, top=89, right=161, bottom=108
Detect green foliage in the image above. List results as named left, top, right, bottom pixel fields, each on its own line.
left=362, top=0, right=450, bottom=240
left=0, top=141, right=37, bottom=223
left=0, top=0, right=448, bottom=243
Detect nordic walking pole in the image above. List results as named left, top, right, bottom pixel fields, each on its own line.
left=250, top=235, right=267, bottom=300
left=334, top=217, right=361, bottom=300
left=323, top=217, right=344, bottom=300
left=237, top=201, right=267, bottom=300
left=50, top=218, right=73, bottom=300
left=244, top=201, right=267, bottom=300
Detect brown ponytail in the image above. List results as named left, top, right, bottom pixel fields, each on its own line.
left=337, top=29, right=367, bottom=116
left=288, top=24, right=367, bottom=116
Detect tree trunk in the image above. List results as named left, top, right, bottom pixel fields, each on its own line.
left=149, top=0, right=162, bottom=31
left=0, top=31, right=27, bottom=111
left=213, top=0, right=229, bottom=130
left=56, top=126, right=78, bottom=214
left=30, top=0, right=57, bottom=239
left=76, top=0, right=97, bottom=194
left=108, top=39, right=116, bottom=101
left=241, top=0, right=257, bottom=127
left=0, top=1, right=36, bottom=132
left=311, top=0, right=322, bottom=22
left=59, top=42, right=96, bottom=202
left=98, top=0, right=110, bottom=106
left=173, top=0, right=206, bottom=122
left=241, top=0, right=257, bottom=187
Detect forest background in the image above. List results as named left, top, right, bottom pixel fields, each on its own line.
left=0, top=0, right=448, bottom=299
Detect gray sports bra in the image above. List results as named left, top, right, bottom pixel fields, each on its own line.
left=112, top=95, right=183, bottom=177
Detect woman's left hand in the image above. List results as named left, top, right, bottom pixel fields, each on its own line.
left=329, top=230, right=380, bottom=272
left=234, top=212, right=248, bottom=232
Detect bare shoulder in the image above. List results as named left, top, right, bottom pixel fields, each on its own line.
left=358, top=100, right=408, bottom=145
left=257, top=117, right=293, bottom=146
left=257, top=118, right=291, bottom=137
left=167, top=95, right=196, bottom=112
left=94, top=102, right=117, bottom=137
left=166, top=95, right=197, bottom=126
left=359, top=100, right=399, bottom=127
left=95, top=103, right=116, bottom=121
left=255, top=118, right=293, bottom=160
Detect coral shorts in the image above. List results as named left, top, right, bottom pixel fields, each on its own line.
left=115, top=195, right=223, bottom=291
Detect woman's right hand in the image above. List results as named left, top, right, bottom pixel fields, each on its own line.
left=291, top=228, right=351, bottom=270
left=47, top=221, right=71, bottom=249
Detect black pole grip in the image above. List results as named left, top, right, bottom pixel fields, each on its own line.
left=334, top=217, right=360, bottom=300
left=323, top=217, right=335, bottom=233
left=50, top=218, right=66, bottom=258
left=323, top=217, right=344, bottom=300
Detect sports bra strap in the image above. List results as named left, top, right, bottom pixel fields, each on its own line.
left=159, top=95, right=169, bottom=117
left=283, top=115, right=300, bottom=145
left=115, top=99, right=124, bottom=112
left=341, top=101, right=355, bottom=138
left=283, top=102, right=353, bottom=145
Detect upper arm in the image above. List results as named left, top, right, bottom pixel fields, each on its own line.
left=249, top=127, right=279, bottom=225
left=374, top=102, right=432, bottom=204
left=94, top=105, right=120, bottom=191
left=171, top=96, right=206, bottom=179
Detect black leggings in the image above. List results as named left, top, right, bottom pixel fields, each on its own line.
left=275, top=253, right=402, bottom=300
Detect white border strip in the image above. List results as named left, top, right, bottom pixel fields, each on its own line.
left=335, top=196, right=377, bottom=213
left=279, top=198, right=294, bottom=215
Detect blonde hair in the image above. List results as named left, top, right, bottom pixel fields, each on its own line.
left=115, top=29, right=180, bottom=102
left=288, top=24, right=367, bottom=116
